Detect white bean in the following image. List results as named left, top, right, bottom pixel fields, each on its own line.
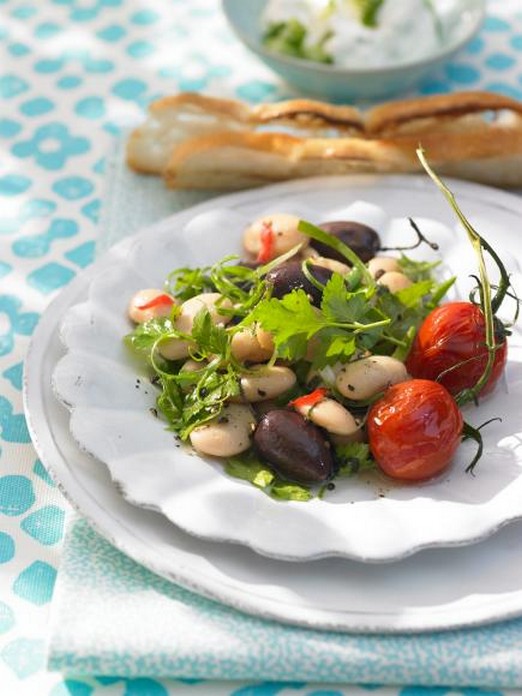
left=189, top=404, right=255, bottom=458
left=158, top=336, right=192, bottom=361
left=128, top=288, right=175, bottom=323
left=178, top=359, right=205, bottom=391
left=243, top=213, right=309, bottom=260
left=367, top=256, right=400, bottom=278
left=176, top=292, right=233, bottom=333
left=159, top=293, right=233, bottom=361
left=310, top=256, right=350, bottom=276
left=240, top=364, right=296, bottom=402
left=377, top=271, right=412, bottom=293
left=256, top=326, right=275, bottom=352
left=230, top=325, right=274, bottom=363
left=336, top=355, right=409, bottom=401
left=180, top=358, right=204, bottom=374
left=295, top=397, right=359, bottom=436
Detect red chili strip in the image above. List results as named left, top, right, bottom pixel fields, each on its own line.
left=256, top=221, right=275, bottom=263
left=135, top=294, right=174, bottom=310
left=290, top=387, right=328, bottom=410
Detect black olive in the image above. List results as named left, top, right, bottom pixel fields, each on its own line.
left=265, top=261, right=333, bottom=306
left=312, top=221, right=381, bottom=263
left=253, top=409, right=334, bottom=484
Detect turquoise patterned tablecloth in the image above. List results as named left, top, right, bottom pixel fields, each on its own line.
left=1, top=1, right=522, bottom=694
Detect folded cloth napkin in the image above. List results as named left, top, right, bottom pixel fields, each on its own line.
left=48, top=515, right=522, bottom=686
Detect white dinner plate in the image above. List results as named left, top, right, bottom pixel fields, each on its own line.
left=23, top=180, right=522, bottom=631
left=49, top=175, right=522, bottom=562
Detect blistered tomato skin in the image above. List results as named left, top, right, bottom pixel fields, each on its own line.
left=367, top=379, right=463, bottom=481
left=406, top=302, right=507, bottom=397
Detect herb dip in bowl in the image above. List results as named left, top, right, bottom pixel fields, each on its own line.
left=222, top=0, right=485, bottom=101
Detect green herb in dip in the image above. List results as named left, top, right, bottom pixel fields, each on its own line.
left=262, top=0, right=456, bottom=68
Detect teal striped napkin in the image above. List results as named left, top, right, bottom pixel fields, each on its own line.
left=48, top=516, right=522, bottom=685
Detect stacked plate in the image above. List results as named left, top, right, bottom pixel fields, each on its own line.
left=24, top=175, right=522, bottom=634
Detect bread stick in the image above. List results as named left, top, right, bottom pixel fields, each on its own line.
left=127, top=91, right=522, bottom=189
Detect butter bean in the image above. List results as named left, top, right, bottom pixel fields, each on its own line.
left=158, top=337, right=192, bottom=361
left=128, top=288, right=175, bottom=323
left=240, top=364, right=296, bottom=402
left=180, top=358, right=203, bottom=373
left=243, top=213, right=309, bottom=260
left=256, top=326, right=275, bottom=352
left=159, top=292, right=233, bottom=361
left=230, top=324, right=274, bottom=363
left=367, top=256, right=400, bottom=278
left=336, top=356, right=409, bottom=401
left=190, top=404, right=255, bottom=458
left=310, top=256, right=351, bottom=276
left=176, top=292, right=233, bottom=333
left=377, top=271, right=412, bottom=293
left=295, top=397, right=359, bottom=436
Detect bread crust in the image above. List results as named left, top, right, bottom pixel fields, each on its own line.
left=251, top=99, right=364, bottom=131
left=147, top=92, right=252, bottom=122
left=127, top=91, right=522, bottom=189
left=365, top=90, right=522, bottom=134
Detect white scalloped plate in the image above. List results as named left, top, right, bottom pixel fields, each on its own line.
left=51, top=175, right=522, bottom=562
left=23, top=224, right=522, bottom=634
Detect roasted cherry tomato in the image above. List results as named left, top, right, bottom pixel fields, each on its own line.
left=367, top=379, right=463, bottom=481
left=406, top=301, right=507, bottom=398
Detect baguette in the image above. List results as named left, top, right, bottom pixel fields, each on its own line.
left=127, top=92, right=364, bottom=174
left=164, top=131, right=413, bottom=190
left=127, top=91, right=522, bottom=189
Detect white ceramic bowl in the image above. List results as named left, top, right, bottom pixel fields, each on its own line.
left=222, top=0, right=486, bottom=101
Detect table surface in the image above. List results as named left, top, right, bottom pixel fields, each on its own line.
left=1, top=1, right=522, bottom=694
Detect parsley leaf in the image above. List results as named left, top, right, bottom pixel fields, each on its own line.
left=335, top=442, right=375, bottom=475
left=226, top=455, right=275, bottom=489
left=226, top=452, right=312, bottom=501
left=398, top=255, right=441, bottom=283
left=124, top=315, right=179, bottom=355
left=270, top=482, right=313, bottom=502
left=247, top=272, right=393, bottom=368
left=166, top=266, right=215, bottom=302
left=191, top=309, right=229, bottom=357
left=321, top=275, right=368, bottom=324
left=395, top=279, right=434, bottom=308
left=247, top=289, right=324, bottom=361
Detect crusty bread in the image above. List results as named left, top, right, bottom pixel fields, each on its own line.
left=127, top=91, right=522, bottom=189
left=365, top=91, right=522, bottom=134
left=126, top=93, right=252, bottom=174
left=163, top=131, right=413, bottom=190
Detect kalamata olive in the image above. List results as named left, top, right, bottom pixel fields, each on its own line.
left=265, top=261, right=333, bottom=306
left=312, top=221, right=381, bottom=263
left=253, top=409, right=334, bottom=483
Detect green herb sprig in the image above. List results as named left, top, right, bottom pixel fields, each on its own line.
left=417, top=147, right=504, bottom=406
